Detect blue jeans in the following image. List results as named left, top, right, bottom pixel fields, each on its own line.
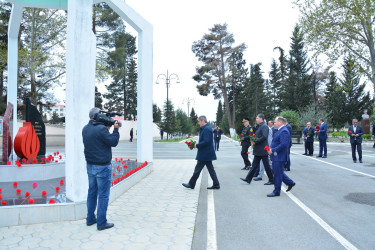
left=86, top=164, right=112, bottom=229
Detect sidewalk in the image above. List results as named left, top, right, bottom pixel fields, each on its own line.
left=0, top=159, right=201, bottom=250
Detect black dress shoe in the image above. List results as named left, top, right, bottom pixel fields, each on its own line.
left=240, top=178, right=250, bottom=184
left=286, top=182, right=295, bottom=192
left=253, top=177, right=262, bottom=181
left=264, top=181, right=274, bottom=185
left=207, top=186, right=220, bottom=190
left=98, top=223, right=114, bottom=231
left=353, top=160, right=357, bottom=163
left=302, top=153, right=307, bottom=155
left=267, top=192, right=280, bottom=197
left=182, top=183, right=194, bottom=189
left=308, top=154, right=313, bottom=156
left=87, top=221, right=97, bottom=226
left=316, top=155, right=322, bottom=158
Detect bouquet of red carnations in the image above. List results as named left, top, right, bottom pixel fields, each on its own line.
left=185, top=140, right=196, bottom=150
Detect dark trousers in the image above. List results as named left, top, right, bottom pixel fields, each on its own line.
left=214, top=139, right=220, bottom=151
left=241, top=142, right=251, bottom=167
left=188, top=161, right=220, bottom=188
left=305, top=141, right=314, bottom=155
left=272, top=161, right=294, bottom=195
left=319, top=138, right=327, bottom=156
left=285, top=147, right=291, bottom=171
left=351, top=141, right=362, bottom=160
left=130, top=136, right=133, bottom=142
left=245, top=155, right=273, bottom=183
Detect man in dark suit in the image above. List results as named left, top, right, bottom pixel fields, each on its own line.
left=348, top=119, right=363, bottom=163
left=372, top=124, right=375, bottom=148
left=240, top=114, right=274, bottom=186
left=240, top=117, right=252, bottom=170
left=316, top=118, right=328, bottom=158
left=284, top=122, right=292, bottom=171
left=213, top=126, right=223, bottom=151
left=182, top=115, right=220, bottom=190
left=267, top=116, right=295, bottom=197
left=303, top=122, right=315, bottom=156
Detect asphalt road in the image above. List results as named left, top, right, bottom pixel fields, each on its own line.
left=31, top=137, right=375, bottom=249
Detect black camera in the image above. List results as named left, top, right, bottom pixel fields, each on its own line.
left=93, top=110, right=122, bottom=127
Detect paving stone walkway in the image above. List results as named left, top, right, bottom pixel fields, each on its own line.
left=0, top=159, right=201, bottom=250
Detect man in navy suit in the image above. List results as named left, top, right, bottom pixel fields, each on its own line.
left=284, top=122, right=293, bottom=171
left=267, top=116, right=295, bottom=197
left=348, top=119, right=363, bottom=163
left=303, top=122, right=315, bottom=156
left=182, top=115, right=220, bottom=190
left=213, top=126, right=222, bottom=151
left=316, top=118, right=328, bottom=158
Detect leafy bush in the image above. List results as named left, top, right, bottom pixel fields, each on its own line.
left=280, top=110, right=301, bottom=130
left=362, top=134, right=372, bottom=140
left=331, top=131, right=348, bottom=137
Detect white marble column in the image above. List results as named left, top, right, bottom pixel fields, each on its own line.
left=65, top=0, right=96, bottom=202
left=7, top=3, right=23, bottom=161
left=105, top=0, right=153, bottom=163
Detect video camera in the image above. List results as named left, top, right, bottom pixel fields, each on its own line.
left=93, top=110, right=122, bottom=127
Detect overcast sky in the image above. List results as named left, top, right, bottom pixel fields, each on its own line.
left=121, top=0, right=301, bottom=121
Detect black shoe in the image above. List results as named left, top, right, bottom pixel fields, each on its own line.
left=207, top=186, right=220, bottom=190
left=182, top=183, right=194, bottom=189
left=322, top=156, right=327, bottom=158
left=302, top=153, right=307, bottom=155
left=87, top=221, right=97, bottom=226
left=267, top=192, right=280, bottom=197
left=98, top=223, right=114, bottom=231
left=353, top=160, right=357, bottom=163
left=286, top=183, right=295, bottom=192
left=359, top=160, right=363, bottom=163
left=241, top=166, right=250, bottom=170
left=308, top=154, right=313, bottom=156
left=316, top=155, right=322, bottom=158
left=264, top=181, right=274, bottom=185
left=240, top=178, right=250, bottom=184
left=253, top=177, right=262, bottom=181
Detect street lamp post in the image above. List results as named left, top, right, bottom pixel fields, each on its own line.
left=156, top=70, right=180, bottom=140
left=182, top=97, right=195, bottom=116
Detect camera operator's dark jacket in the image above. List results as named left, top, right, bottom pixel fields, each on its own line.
left=82, top=120, right=120, bottom=165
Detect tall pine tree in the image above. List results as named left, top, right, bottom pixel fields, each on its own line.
left=216, top=100, right=223, bottom=125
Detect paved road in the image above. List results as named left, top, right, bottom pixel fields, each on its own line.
left=7, top=137, right=375, bottom=249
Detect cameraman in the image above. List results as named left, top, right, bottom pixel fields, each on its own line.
left=82, top=107, right=121, bottom=231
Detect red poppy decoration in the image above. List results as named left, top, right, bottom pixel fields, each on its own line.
left=48, top=199, right=55, bottom=204
left=28, top=198, right=35, bottom=204
left=32, top=182, right=38, bottom=188
left=13, top=182, right=18, bottom=186
left=1, top=201, right=6, bottom=206
left=56, top=186, right=60, bottom=191
left=7, top=161, right=11, bottom=165
left=60, top=180, right=64, bottom=185
left=16, top=189, right=21, bottom=193
left=25, top=192, right=30, bottom=197
left=42, top=190, right=47, bottom=196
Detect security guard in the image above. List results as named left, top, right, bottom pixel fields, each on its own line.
left=240, top=117, right=252, bottom=170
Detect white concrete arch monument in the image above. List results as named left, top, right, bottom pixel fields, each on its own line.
left=6, top=0, right=153, bottom=202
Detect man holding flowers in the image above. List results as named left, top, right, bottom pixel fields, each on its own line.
left=240, top=114, right=274, bottom=186
left=182, top=115, right=220, bottom=190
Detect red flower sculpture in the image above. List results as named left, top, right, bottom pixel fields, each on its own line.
left=48, top=199, right=55, bottom=204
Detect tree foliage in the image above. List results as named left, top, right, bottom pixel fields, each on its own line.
left=295, top=0, right=375, bottom=89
